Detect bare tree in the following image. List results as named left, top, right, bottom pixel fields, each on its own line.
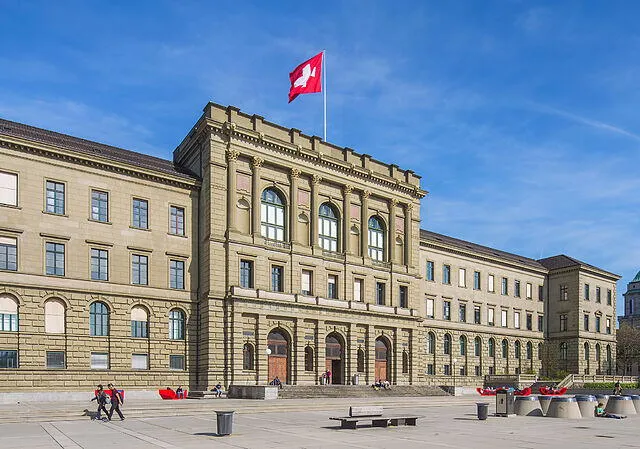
left=616, top=325, right=640, bottom=375
left=540, top=341, right=563, bottom=378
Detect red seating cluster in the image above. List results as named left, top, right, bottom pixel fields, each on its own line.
left=158, top=389, right=188, bottom=400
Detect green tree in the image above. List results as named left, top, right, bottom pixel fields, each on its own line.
left=616, top=324, right=640, bottom=375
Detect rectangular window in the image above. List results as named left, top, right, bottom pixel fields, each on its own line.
left=131, top=320, right=148, bottom=338
left=488, top=366, right=495, bottom=375
left=526, top=313, right=532, bottom=330
left=584, top=284, right=590, bottom=300
left=426, top=364, right=434, bottom=375
left=271, top=265, right=284, bottom=292
left=353, top=278, right=363, bottom=301
left=458, top=268, right=466, bottom=287
left=560, top=285, right=568, bottom=301
left=0, top=171, right=18, bottom=206
left=526, top=283, right=532, bottom=299
left=170, top=259, right=185, bottom=289
left=501, top=309, right=508, bottom=327
left=239, top=260, right=253, bottom=289
left=488, top=275, right=495, bottom=292
left=444, top=364, right=451, bottom=376
left=473, top=271, right=481, bottom=290
left=0, top=350, right=18, bottom=368
left=46, top=351, right=65, bottom=369
left=606, top=318, right=611, bottom=334
left=399, top=285, right=408, bottom=308
left=301, top=270, right=312, bottom=295
left=0, top=310, right=18, bottom=331
left=90, top=248, right=108, bottom=281
left=539, top=285, right=544, bottom=301
left=488, top=308, right=495, bottom=326
left=328, top=274, right=338, bottom=299
left=595, top=316, right=601, bottom=333
left=132, top=353, right=149, bottom=370
left=459, top=303, right=466, bottom=322
left=442, top=265, right=451, bottom=284
left=90, top=352, right=109, bottom=370
left=169, top=206, right=185, bottom=236
left=170, top=354, right=185, bottom=370
left=475, top=365, right=481, bottom=376
left=131, top=254, right=148, bottom=285
left=560, top=314, right=567, bottom=332
left=0, top=236, right=17, bottom=271
left=474, top=305, right=481, bottom=324
left=45, top=242, right=65, bottom=276
left=426, top=298, right=434, bottom=318
left=501, top=277, right=508, bottom=295
left=443, top=301, right=451, bottom=320
left=607, top=289, right=612, bottom=305
left=376, top=282, right=386, bottom=305
left=426, top=261, right=434, bottom=281
left=584, top=314, right=589, bottom=331
left=538, top=315, right=544, bottom=332
left=596, top=287, right=601, bottom=303
left=132, top=198, right=148, bottom=229
left=514, top=280, right=521, bottom=297
left=45, top=181, right=65, bottom=214
left=514, top=311, right=520, bottom=329
left=90, top=190, right=109, bottom=222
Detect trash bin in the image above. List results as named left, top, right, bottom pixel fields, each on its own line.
left=215, top=411, right=234, bottom=436
left=477, top=402, right=489, bottom=420
left=352, top=374, right=359, bottom=386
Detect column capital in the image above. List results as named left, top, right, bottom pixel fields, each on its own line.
left=226, top=149, right=240, bottom=162
left=312, top=174, right=323, bottom=185
left=405, top=202, right=414, bottom=212
left=389, top=198, right=399, bottom=208
left=343, top=184, right=353, bottom=195
left=251, top=156, right=264, bottom=169
left=362, top=190, right=371, bottom=200
left=290, top=168, right=301, bottom=179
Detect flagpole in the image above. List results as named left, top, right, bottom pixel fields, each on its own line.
left=323, top=50, right=327, bottom=141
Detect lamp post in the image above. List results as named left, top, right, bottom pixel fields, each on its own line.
left=265, top=348, right=272, bottom=384
left=452, top=358, right=458, bottom=392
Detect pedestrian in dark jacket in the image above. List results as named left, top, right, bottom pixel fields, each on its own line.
left=107, top=383, right=125, bottom=421
left=90, top=384, right=109, bottom=420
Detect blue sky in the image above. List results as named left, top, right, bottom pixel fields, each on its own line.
left=1, top=1, right=638, bottom=317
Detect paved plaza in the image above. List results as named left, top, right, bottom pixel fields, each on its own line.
left=1, top=396, right=639, bottom=448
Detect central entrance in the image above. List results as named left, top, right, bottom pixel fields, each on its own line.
left=375, top=337, right=391, bottom=382
left=325, top=333, right=344, bottom=384
left=267, top=329, right=289, bottom=384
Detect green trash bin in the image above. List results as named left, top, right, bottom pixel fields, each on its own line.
left=216, top=411, right=234, bottom=436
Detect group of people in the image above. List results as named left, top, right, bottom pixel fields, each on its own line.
left=166, top=386, right=185, bottom=398
left=371, top=379, right=391, bottom=390
left=270, top=377, right=283, bottom=389
left=91, top=384, right=125, bottom=421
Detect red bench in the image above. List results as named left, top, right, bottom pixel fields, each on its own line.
left=159, top=389, right=188, bottom=400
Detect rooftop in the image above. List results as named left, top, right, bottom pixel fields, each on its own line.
left=537, top=254, right=620, bottom=279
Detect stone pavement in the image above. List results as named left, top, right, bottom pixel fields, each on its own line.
left=2, top=397, right=639, bottom=448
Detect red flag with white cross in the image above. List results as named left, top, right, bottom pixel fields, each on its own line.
left=288, top=52, right=323, bottom=103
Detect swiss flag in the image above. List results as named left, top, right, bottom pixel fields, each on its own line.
left=288, top=52, right=323, bottom=103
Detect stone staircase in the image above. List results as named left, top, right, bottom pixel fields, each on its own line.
left=277, top=385, right=450, bottom=399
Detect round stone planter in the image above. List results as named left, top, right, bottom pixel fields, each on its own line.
left=605, top=396, right=636, bottom=416
left=514, top=396, right=543, bottom=416
left=574, top=395, right=597, bottom=418
left=546, top=397, right=582, bottom=419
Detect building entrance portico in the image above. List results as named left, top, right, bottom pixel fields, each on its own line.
left=325, top=333, right=344, bottom=384
left=267, top=329, right=289, bottom=384
left=375, top=337, right=391, bottom=382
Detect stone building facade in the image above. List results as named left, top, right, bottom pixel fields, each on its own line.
left=0, top=102, right=620, bottom=391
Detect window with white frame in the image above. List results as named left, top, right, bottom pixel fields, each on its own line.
left=0, top=171, right=17, bottom=206
left=132, top=198, right=148, bottom=229
left=90, top=352, right=109, bottom=369
left=90, top=248, right=108, bottom=281
left=514, top=311, right=520, bottom=329
left=170, top=259, right=185, bottom=289
left=169, top=206, right=185, bottom=236
left=327, top=274, right=338, bottom=299
left=426, top=298, right=434, bottom=318
left=44, top=298, right=65, bottom=334
left=91, top=190, right=109, bottom=222
left=0, top=294, right=18, bottom=332
left=45, top=242, right=65, bottom=276
left=501, top=309, right=508, bottom=327
left=131, top=254, right=148, bottom=285
left=488, top=274, right=495, bottom=292
left=0, top=236, right=17, bottom=271
left=368, top=216, right=385, bottom=261
left=169, top=309, right=185, bottom=340
left=301, top=270, right=313, bottom=296
left=45, top=181, right=65, bottom=214
left=458, top=268, right=466, bottom=287
left=131, top=306, right=148, bottom=338
left=318, top=203, right=338, bottom=251
left=132, top=353, right=149, bottom=370
left=526, top=282, right=532, bottom=299
left=261, top=189, right=285, bottom=241
left=488, top=307, right=495, bottom=325
left=353, top=278, right=363, bottom=301
left=170, top=354, right=185, bottom=370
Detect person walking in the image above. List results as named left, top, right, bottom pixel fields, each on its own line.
left=91, top=384, right=109, bottom=421
left=107, top=383, right=125, bottom=421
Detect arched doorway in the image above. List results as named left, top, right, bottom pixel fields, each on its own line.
left=267, top=329, right=289, bottom=384
left=325, top=333, right=344, bottom=384
left=375, top=337, right=391, bottom=382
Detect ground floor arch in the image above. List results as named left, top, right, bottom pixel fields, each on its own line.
left=267, top=328, right=290, bottom=384
left=325, top=332, right=345, bottom=384
left=375, top=336, right=392, bottom=382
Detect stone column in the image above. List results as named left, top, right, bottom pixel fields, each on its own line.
left=342, top=185, right=352, bottom=254
left=226, top=149, right=240, bottom=233
left=366, top=325, right=375, bottom=385
left=251, top=157, right=264, bottom=239
left=311, top=175, right=322, bottom=249
left=360, top=190, right=370, bottom=258
left=257, top=314, right=268, bottom=385
left=316, top=320, right=326, bottom=385
left=290, top=169, right=300, bottom=245
left=346, top=322, right=354, bottom=384
left=404, top=203, right=413, bottom=267
left=388, top=199, right=397, bottom=264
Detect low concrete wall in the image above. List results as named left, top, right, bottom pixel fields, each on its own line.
left=0, top=390, right=159, bottom=404
left=227, top=385, right=279, bottom=400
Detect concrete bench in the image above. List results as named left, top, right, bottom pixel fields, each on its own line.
left=329, top=406, right=422, bottom=429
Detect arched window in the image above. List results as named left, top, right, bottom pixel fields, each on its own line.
left=426, top=332, right=435, bottom=354
left=514, top=341, right=521, bottom=359
left=474, top=337, right=482, bottom=357
left=606, top=345, right=612, bottom=374
left=595, top=343, right=601, bottom=362
left=402, top=351, right=409, bottom=374
left=131, top=306, right=148, bottom=338
left=584, top=342, right=590, bottom=361
left=318, top=203, right=338, bottom=252
left=538, top=343, right=542, bottom=360
left=304, top=346, right=314, bottom=372
left=44, top=298, right=65, bottom=334
left=526, top=342, right=532, bottom=360
left=261, top=188, right=286, bottom=241
left=357, top=348, right=365, bottom=372
left=169, top=309, right=185, bottom=340
left=89, top=301, right=109, bottom=336
left=459, top=336, right=467, bottom=356
left=243, top=343, right=255, bottom=370
left=488, top=338, right=495, bottom=358
left=560, top=342, right=568, bottom=360
left=368, top=216, right=385, bottom=261
left=501, top=339, right=508, bottom=359
left=443, top=334, right=451, bottom=355
left=0, top=294, right=18, bottom=332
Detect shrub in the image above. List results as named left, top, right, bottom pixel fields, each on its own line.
left=582, top=382, right=639, bottom=389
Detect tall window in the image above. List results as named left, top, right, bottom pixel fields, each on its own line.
left=458, top=268, right=466, bottom=287
left=607, top=289, right=612, bottom=305
left=514, top=280, right=521, bottom=297
left=539, top=285, right=544, bottom=301
left=502, top=339, right=508, bottom=358
left=91, top=190, right=109, bottom=222
left=584, top=284, right=590, bottom=300
left=0, top=236, right=17, bottom=271
left=473, top=271, right=481, bottom=290
left=459, top=303, right=467, bottom=322
left=240, top=260, right=254, bottom=289
left=514, top=311, right=520, bottom=329
left=376, top=282, right=385, bottom=305
left=353, top=278, right=363, bottom=301
left=399, top=285, right=408, bottom=308
left=442, top=265, right=451, bottom=284
left=301, top=270, right=312, bottom=295
left=443, top=334, right=451, bottom=355
left=44, top=298, right=65, bottom=333
left=0, top=294, right=18, bottom=332
left=318, top=203, right=338, bottom=251
left=526, top=283, right=532, bottom=299
left=45, top=242, right=65, bottom=276
left=596, top=287, right=601, bottom=303
left=131, top=306, right=148, bottom=338
left=132, top=198, right=148, bottom=229
left=0, top=171, right=18, bottom=206
left=89, top=302, right=109, bottom=336
left=368, top=216, right=385, bottom=261
left=427, top=332, right=435, bottom=354
left=526, top=342, right=532, bottom=360
left=243, top=343, right=255, bottom=370
left=595, top=315, right=601, bottom=333
left=584, top=342, right=590, bottom=361
left=459, top=336, right=467, bottom=356
left=583, top=314, right=589, bottom=331
left=271, top=265, right=284, bottom=292
left=488, top=308, right=495, bottom=326
left=131, top=254, right=148, bottom=285
left=488, top=338, right=495, bottom=357
left=474, top=337, right=481, bottom=357
left=514, top=341, right=521, bottom=359
left=261, top=189, right=285, bottom=241
left=474, top=305, right=481, bottom=324
left=560, top=342, right=568, bottom=360
left=90, top=248, right=108, bottom=281
left=327, top=274, right=338, bottom=299
left=169, top=309, right=185, bottom=340
left=426, top=298, right=434, bottom=318
left=169, top=206, right=185, bottom=236
left=45, top=181, right=65, bottom=214
left=170, top=259, right=185, bottom=289
left=526, top=313, right=532, bottom=331
left=606, top=318, right=611, bottom=334
left=443, top=300, right=451, bottom=320
left=488, top=275, right=495, bottom=292
left=560, top=285, right=568, bottom=300
left=426, top=261, right=434, bottom=281
left=501, top=277, right=508, bottom=295
left=560, top=314, right=567, bottom=332
left=357, top=348, right=365, bottom=372
left=501, top=309, right=508, bottom=327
